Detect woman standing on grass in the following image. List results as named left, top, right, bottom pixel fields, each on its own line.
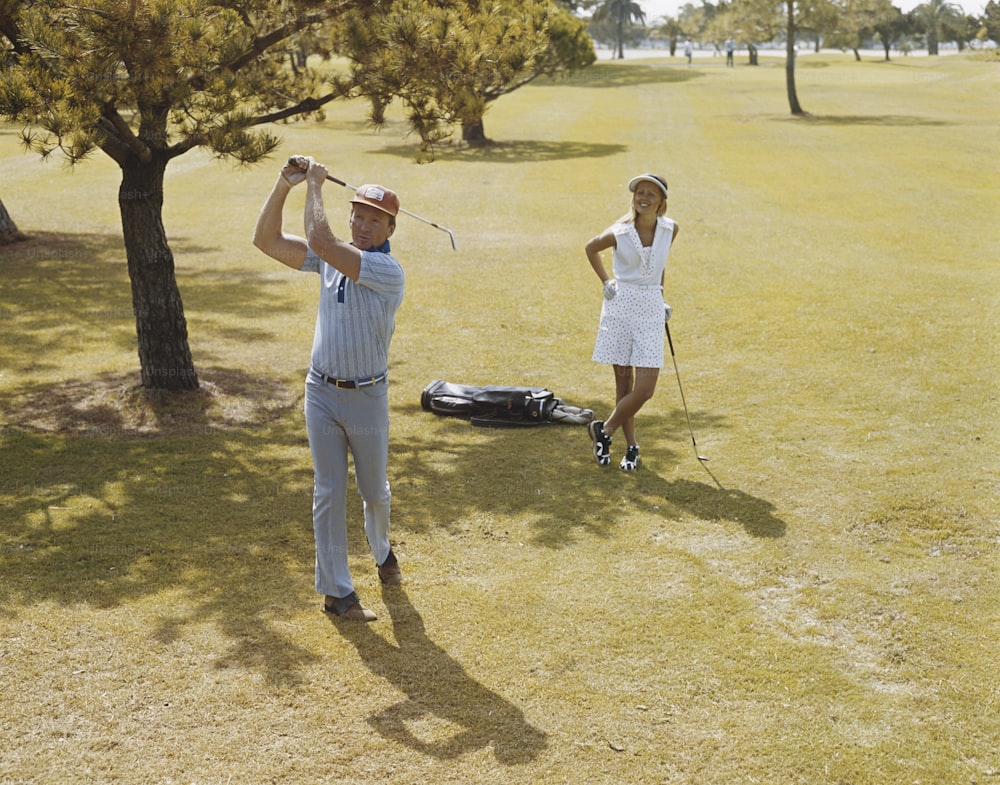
left=586, top=173, right=679, bottom=470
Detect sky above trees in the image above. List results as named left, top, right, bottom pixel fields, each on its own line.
left=638, top=0, right=985, bottom=22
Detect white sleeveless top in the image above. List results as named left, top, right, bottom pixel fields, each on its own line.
left=610, top=216, right=676, bottom=286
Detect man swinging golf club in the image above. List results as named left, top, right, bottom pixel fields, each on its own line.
left=585, top=173, right=679, bottom=470
left=253, top=155, right=404, bottom=622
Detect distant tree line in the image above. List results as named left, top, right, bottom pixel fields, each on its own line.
left=579, top=0, right=995, bottom=116
left=584, top=0, right=998, bottom=62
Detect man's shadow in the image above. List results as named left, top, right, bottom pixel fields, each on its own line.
left=333, top=587, right=547, bottom=765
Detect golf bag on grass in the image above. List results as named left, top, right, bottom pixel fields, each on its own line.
left=420, top=379, right=593, bottom=428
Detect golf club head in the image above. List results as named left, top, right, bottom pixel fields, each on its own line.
left=697, top=454, right=723, bottom=489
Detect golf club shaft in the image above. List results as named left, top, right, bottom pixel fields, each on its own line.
left=666, top=322, right=723, bottom=488
left=287, top=158, right=456, bottom=249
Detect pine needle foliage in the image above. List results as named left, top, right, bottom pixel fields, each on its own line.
left=335, top=0, right=595, bottom=152
left=0, top=0, right=359, bottom=165
left=0, top=0, right=384, bottom=390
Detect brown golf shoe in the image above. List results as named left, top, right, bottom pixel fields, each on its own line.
left=323, top=592, right=377, bottom=622
left=378, top=550, right=402, bottom=585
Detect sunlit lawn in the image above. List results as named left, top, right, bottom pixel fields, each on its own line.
left=2, top=52, right=998, bottom=784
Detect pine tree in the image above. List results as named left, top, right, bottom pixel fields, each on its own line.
left=0, top=0, right=381, bottom=389
left=339, top=0, right=595, bottom=152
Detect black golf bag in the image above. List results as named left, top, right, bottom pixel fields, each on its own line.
left=420, top=379, right=593, bottom=428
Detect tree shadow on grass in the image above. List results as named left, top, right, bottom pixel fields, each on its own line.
left=1, top=372, right=781, bottom=694
left=0, top=231, right=312, bottom=378
left=0, top=231, right=131, bottom=374
left=1, top=368, right=298, bottom=435
left=336, top=586, right=548, bottom=765
left=390, top=404, right=787, bottom=546
left=0, top=370, right=320, bottom=687
left=1, top=373, right=551, bottom=753
left=547, top=61, right=706, bottom=89
left=773, top=114, right=949, bottom=127
left=375, top=139, right=626, bottom=164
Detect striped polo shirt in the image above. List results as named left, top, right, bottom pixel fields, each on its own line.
left=301, top=246, right=405, bottom=380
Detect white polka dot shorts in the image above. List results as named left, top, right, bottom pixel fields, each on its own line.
left=592, top=284, right=664, bottom=368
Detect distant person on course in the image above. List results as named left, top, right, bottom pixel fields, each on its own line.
left=585, top=174, right=679, bottom=471
left=253, top=155, right=405, bottom=623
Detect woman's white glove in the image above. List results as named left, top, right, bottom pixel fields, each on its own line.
left=664, top=302, right=673, bottom=323
left=603, top=279, right=618, bottom=300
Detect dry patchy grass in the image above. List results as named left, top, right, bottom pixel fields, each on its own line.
left=2, top=53, right=999, bottom=785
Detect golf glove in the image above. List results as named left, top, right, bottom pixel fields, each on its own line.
left=664, top=302, right=673, bottom=323
left=281, top=155, right=310, bottom=187
left=281, top=167, right=306, bottom=187
left=603, top=279, right=618, bottom=300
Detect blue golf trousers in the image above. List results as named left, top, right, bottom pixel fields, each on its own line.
left=304, top=369, right=392, bottom=599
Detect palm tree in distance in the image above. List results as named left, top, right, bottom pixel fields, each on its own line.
left=593, top=0, right=646, bottom=58
left=914, top=0, right=964, bottom=53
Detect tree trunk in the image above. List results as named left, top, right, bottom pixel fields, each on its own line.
left=785, top=2, right=804, bottom=115
left=748, top=43, right=759, bottom=65
left=0, top=198, right=28, bottom=244
left=461, top=118, right=489, bottom=146
left=852, top=47, right=862, bottom=61
left=882, top=40, right=892, bottom=61
left=119, top=155, right=199, bottom=390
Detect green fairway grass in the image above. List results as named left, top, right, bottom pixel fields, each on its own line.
left=2, top=52, right=999, bottom=784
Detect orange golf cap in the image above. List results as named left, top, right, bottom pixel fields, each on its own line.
left=351, top=184, right=400, bottom=217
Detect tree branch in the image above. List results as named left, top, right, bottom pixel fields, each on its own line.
left=246, top=91, right=341, bottom=126
left=165, top=133, right=205, bottom=161
left=97, top=103, right=152, bottom=165
left=483, top=71, right=541, bottom=102
left=222, top=11, right=333, bottom=74
left=0, top=12, right=31, bottom=56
